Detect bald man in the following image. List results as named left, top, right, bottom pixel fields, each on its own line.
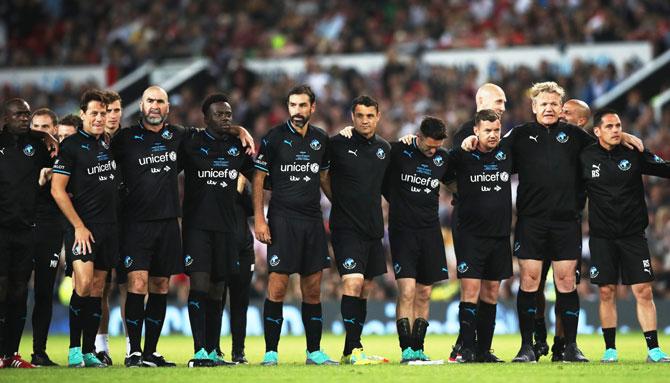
left=452, top=83, right=507, bottom=149
left=532, top=98, right=592, bottom=362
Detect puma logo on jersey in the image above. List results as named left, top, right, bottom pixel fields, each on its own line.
left=529, top=135, right=538, bottom=143
left=0, top=147, right=4, bottom=155
left=348, top=149, right=358, bottom=157
left=591, top=163, right=600, bottom=178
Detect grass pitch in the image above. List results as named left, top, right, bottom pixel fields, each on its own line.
left=2, top=333, right=669, bottom=382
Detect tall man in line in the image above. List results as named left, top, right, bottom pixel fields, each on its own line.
left=29, top=108, right=63, bottom=367
left=254, top=85, right=337, bottom=366
left=581, top=109, right=670, bottom=363
left=96, top=89, right=124, bottom=365
left=533, top=98, right=592, bottom=362
left=0, top=99, right=53, bottom=368
left=326, top=96, right=391, bottom=365
left=51, top=90, right=118, bottom=368
left=384, top=117, right=450, bottom=364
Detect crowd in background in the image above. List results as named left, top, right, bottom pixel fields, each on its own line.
left=2, top=0, right=670, bottom=306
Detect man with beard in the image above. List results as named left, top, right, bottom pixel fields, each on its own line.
left=0, top=99, right=53, bottom=368
left=254, top=85, right=337, bottom=366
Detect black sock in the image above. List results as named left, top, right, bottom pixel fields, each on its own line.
left=396, top=318, right=412, bottom=351
left=263, top=299, right=283, bottom=353
left=143, top=293, right=167, bottom=355
left=82, top=297, right=102, bottom=354
left=412, top=317, right=429, bottom=351
left=534, top=316, right=547, bottom=344
left=0, top=300, right=5, bottom=357
left=602, top=327, right=616, bottom=350
left=69, top=291, right=84, bottom=348
left=644, top=330, right=659, bottom=350
left=32, top=271, right=56, bottom=354
left=229, top=279, right=250, bottom=354
left=341, top=295, right=360, bottom=356
left=517, top=289, right=537, bottom=345
left=458, top=302, right=477, bottom=350
left=125, top=292, right=146, bottom=354
left=188, top=290, right=208, bottom=353
left=476, top=301, right=497, bottom=355
left=553, top=336, right=565, bottom=352
left=356, top=298, right=367, bottom=349
left=302, top=302, right=323, bottom=353
left=556, top=291, right=579, bottom=344
left=205, top=297, right=223, bottom=354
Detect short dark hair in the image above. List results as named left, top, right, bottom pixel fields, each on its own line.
left=59, top=114, right=82, bottom=129
left=1, top=98, right=28, bottom=117
left=103, top=90, right=122, bottom=106
left=80, top=89, right=107, bottom=112
left=287, top=85, right=316, bottom=105
left=201, top=93, right=230, bottom=116
left=593, top=108, right=619, bottom=127
left=351, top=95, right=379, bottom=113
left=32, top=108, right=58, bottom=125
left=474, top=109, right=500, bottom=126
left=419, top=116, right=447, bottom=140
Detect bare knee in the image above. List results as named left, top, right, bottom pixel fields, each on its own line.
left=267, top=273, right=289, bottom=302
left=415, top=284, right=431, bottom=304
left=599, top=285, right=616, bottom=303
left=480, top=281, right=500, bottom=304
left=632, top=283, right=653, bottom=302
left=343, top=277, right=364, bottom=297
left=128, top=272, right=148, bottom=294
left=149, top=277, right=169, bottom=294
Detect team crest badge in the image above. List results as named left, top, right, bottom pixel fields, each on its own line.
left=310, top=139, right=321, bottom=151
left=228, top=146, right=240, bottom=157
left=495, top=150, right=506, bottom=161
left=23, top=144, right=35, bottom=156
left=556, top=131, right=569, bottom=144
left=433, top=155, right=444, bottom=166
left=618, top=159, right=631, bottom=171
left=343, top=258, right=357, bottom=270
left=161, top=130, right=173, bottom=140
left=376, top=148, right=386, bottom=159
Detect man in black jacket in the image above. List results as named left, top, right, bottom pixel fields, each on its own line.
left=581, top=109, right=670, bottom=363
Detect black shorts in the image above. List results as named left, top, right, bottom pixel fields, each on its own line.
left=332, top=229, right=387, bottom=279
left=120, top=219, right=182, bottom=277
left=389, top=227, right=448, bottom=285
left=64, top=222, right=119, bottom=273
left=589, top=234, right=654, bottom=286
left=0, top=226, right=35, bottom=278
left=514, top=217, right=581, bottom=261
left=266, top=215, right=330, bottom=276
left=183, top=228, right=238, bottom=282
left=454, top=233, right=512, bottom=281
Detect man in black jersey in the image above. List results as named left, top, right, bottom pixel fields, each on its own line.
left=180, top=93, right=255, bottom=367
left=29, top=108, right=62, bottom=367
left=581, top=109, right=670, bottom=363
left=96, top=89, right=124, bottom=365
left=0, top=98, right=53, bottom=369
left=111, top=85, right=182, bottom=368
left=326, top=95, right=391, bottom=365
left=52, top=89, right=118, bottom=368
left=447, top=110, right=512, bottom=363
left=384, top=117, right=449, bottom=364
left=254, top=85, right=336, bottom=366
left=533, top=98, right=592, bottom=362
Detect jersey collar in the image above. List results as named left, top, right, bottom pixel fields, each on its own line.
left=204, top=127, right=231, bottom=142
left=352, top=129, right=375, bottom=144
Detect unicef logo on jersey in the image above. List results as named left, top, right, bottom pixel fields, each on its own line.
left=23, top=144, right=35, bottom=157
left=227, top=146, right=240, bottom=157
left=310, top=163, right=320, bottom=173
left=229, top=169, right=238, bottom=180
left=111, top=160, right=117, bottom=170
left=124, top=256, right=133, bottom=268
left=393, top=263, right=402, bottom=275
left=500, top=171, right=510, bottom=182
left=343, top=258, right=357, bottom=270
left=269, top=255, right=280, bottom=267
left=457, top=261, right=468, bottom=274
left=161, top=130, right=173, bottom=140
left=433, top=155, right=444, bottom=167
left=376, top=148, right=386, bottom=159
left=310, top=139, right=321, bottom=151
left=495, top=150, right=506, bottom=161
left=169, top=151, right=177, bottom=162
left=556, top=131, right=569, bottom=144
left=618, top=159, right=631, bottom=171
left=589, top=266, right=599, bottom=279
left=184, top=255, right=194, bottom=267
left=430, top=179, right=440, bottom=189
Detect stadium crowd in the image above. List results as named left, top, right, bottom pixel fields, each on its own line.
left=3, top=0, right=670, bottom=76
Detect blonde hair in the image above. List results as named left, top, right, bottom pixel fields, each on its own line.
left=529, top=81, right=565, bottom=102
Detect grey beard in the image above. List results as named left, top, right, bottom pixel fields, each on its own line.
left=144, top=115, right=166, bottom=125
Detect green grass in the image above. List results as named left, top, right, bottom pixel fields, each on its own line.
left=3, top=333, right=669, bottom=382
